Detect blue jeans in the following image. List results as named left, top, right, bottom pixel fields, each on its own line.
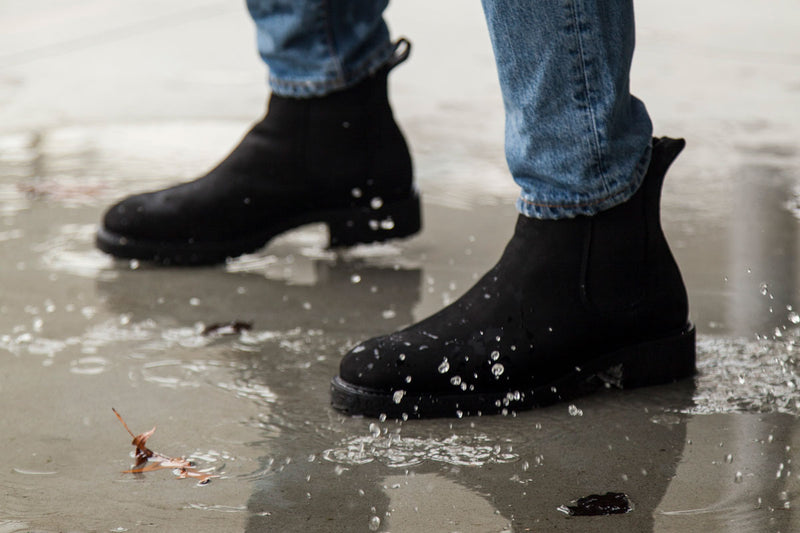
left=246, top=0, right=653, bottom=219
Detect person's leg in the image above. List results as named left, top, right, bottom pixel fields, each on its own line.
left=332, top=0, right=694, bottom=418
left=96, top=1, right=419, bottom=265
left=482, top=0, right=653, bottom=219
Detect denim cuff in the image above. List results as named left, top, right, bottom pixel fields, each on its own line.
left=516, top=141, right=652, bottom=220
left=268, top=41, right=397, bottom=98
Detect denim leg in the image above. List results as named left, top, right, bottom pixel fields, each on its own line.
left=246, top=0, right=394, bottom=97
left=481, top=0, right=653, bottom=219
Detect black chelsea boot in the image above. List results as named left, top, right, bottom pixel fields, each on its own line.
left=332, top=137, right=695, bottom=418
left=97, top=42, right=419, bottom=265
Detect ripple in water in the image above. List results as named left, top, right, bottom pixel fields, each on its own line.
left=69, top=356, right=109, bottom=375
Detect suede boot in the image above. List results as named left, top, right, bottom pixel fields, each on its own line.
left=96, top=44, right=419, bottom=265
left=331, top=137, right=695, bottom=418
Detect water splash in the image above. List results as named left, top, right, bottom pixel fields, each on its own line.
left=691, top=335, right=800, bottom=415
left=322, top=433, right=519, bottom=468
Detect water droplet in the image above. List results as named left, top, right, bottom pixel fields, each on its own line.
left=438, top=358, right=450, bottom=374
left=369, top=516, right=381, bottom=531
left=450, top=376, right=462, bottom=386
left=189, top=297, right=201, bottom=306
left=369, top=423, right=380, bottom=438
left=393, top=390, right=405, bottom=404
left=725, top=454, right=733, bottom=464
left=370, top=197, right=383, bottom=210
left=382, top=309, right=397, bottom=319
left=734, top=471, right=743, bottom=483
left=790, top=312, right=800, bottom=324
left=568, top=404, right=583, bottom=417
left=380, top=218, right=395, bottom=230
left=342, top=121, right=351, bottom=129
left=522, top=461, right=530, bottom=471
left=129, top=259, right=140, bottom=270
left=490, top=350, right=500, bottom=361
left=405, top=375, right=412, bottom=383
left=351, top=187, right=362, bottom=198
left=491, top=363, right=504, bottom=377
left=760, top=282, right=769, bottom=296
left=350, top=274, right=362, bottom=284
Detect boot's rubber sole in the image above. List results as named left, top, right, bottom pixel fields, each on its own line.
left=330, top=323, right=696, bottom=419
left=96, top=190, right=422, bottom=266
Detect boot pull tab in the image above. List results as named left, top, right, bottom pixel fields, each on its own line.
left=386, top=38, right=411, bottom=71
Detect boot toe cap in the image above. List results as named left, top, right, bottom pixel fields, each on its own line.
left=103, top=197, right=139, bottom=231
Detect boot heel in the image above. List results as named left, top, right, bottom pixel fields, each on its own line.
left=328, top=190, right=422, bottom=247
left=607, top=325, right=696, bottom=388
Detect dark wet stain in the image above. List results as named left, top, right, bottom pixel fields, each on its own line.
left=201, top=320, right=253, bottom=336
left=559, top=492, right=632, bottom=516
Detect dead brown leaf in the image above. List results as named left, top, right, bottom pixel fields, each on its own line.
left=112, top=408, right=217, bottom=485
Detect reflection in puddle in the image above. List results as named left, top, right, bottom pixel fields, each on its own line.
left=380, top=473, right=512, bottom=533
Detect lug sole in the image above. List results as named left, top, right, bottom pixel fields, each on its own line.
left=330, top=323, right=696, bottom=419
left=96, top=191, right=422, bottom=266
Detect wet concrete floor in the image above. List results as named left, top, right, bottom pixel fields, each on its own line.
left=1, top=1, right=800, bottom=531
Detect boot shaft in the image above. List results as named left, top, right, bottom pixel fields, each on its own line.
left=506, top=137, right=690, bottom=340
left=262, top=65, right=413, bottom=201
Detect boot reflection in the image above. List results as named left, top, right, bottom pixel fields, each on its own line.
left=246, top=380, right=694, bottom=531
left=96, top=253, right=422, bottom=336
